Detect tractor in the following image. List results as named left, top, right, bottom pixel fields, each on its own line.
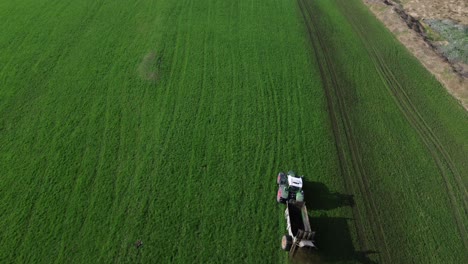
left=276, top=170, right=316, bottom=252
left=277, top=170, right=305, bottom=204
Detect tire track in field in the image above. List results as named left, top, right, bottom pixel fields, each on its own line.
left=297, top=0, right=364, bottom=246
left=298, top=0, right=393, bottom=262
left=369, top=45, right=468, bottom=242
left=0, top=0, right=105, bottom=126
left=122, top=0, right=186, bottom=255
left=154, top=0, right=193, bottom=164
left=267, top=68, right=282, bottom=173
left=250, top=0, right=269, bottom=202
left=341, top=0, right=468, bottom=206
left=137, top=0, right=192, bottom=255
left=338, top=3, right=468, bottom=249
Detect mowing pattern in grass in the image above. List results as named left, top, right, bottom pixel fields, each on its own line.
left=0, top=0, right=344, bottom=263
left=1, top=0, right=466, bottom=263
left=299, top=0, right=467, bottom=263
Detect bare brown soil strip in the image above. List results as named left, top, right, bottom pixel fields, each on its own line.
left=363, top=0, right=468, bottom=110
left=400, top=0, right=468, bottom=25
left=298, top=0, right=393, bottom=262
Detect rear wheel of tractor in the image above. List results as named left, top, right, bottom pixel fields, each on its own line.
left=277, top=192, right=285, bottom=204
left=277, top=189, right=285, bottom=204
left=277, top=172, right=283, bottom=184
left=281, top=235, right=293, bottom=251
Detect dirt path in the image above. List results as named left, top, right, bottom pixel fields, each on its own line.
left=400, top=0, right=468, bottom=25
left=363, top=0, right=468, bottom=110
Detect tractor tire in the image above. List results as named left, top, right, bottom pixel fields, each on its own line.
left=277, top=172, right=285, bottom=185
left=277, top=196, right=286, bottom=204
left=281, top=235, right=293, bottom=251
left=277, top=189, right=286, bottom=204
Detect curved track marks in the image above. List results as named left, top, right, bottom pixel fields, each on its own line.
left=339, top=2, right=468, bottom=249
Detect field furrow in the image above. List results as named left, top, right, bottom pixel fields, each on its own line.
left=337, top=2, right=468, bottom=249
left=298, top=0, right=467, bottom=263
left=1, top=0, right=467, bottom=263
left=298, top=1, right=393, bottom=262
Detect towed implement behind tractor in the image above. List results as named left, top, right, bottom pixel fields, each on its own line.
left=276, top=171, right=316, bottom=254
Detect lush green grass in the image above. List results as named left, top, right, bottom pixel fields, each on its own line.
left=1, top=0, right=467, bottom=263
left=300, top=0, right=467, bottom=263
left=0, top=0, right=344, bottom=263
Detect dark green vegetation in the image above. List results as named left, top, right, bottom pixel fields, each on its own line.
left=423, top=19, right=468, bottom=64
left=299, top=0, right=467, bottom=263
left=0, top=0, right=466, bottom=263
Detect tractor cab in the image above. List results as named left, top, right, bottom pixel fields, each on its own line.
left=277, top=171, right=305, bottom=203
left=287, top=173, right=303, bottom=192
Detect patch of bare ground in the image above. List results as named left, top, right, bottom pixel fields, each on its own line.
left=363, top=0, right=468, bottom=110
left=400, top=0, right=468, bottom=25
left=138, top=52, right=162, bottom=83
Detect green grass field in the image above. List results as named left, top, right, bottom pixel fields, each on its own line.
left=0, top=0, right=340, bottom=263
left=299, top=0, right=467, bottom=263
left=0, top=0, right=466, bottom=263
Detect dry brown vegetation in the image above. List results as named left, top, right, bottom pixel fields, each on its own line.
left=401, top=0, right=468, bottom=25
left=363, top=0, right=468, bottom=110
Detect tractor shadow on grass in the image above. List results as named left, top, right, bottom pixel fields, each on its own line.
left=292, top=216, right=379, bottom=264
left=302, top=181, right=355, bottom=210
left=293, top=181, right=378, bottom=263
